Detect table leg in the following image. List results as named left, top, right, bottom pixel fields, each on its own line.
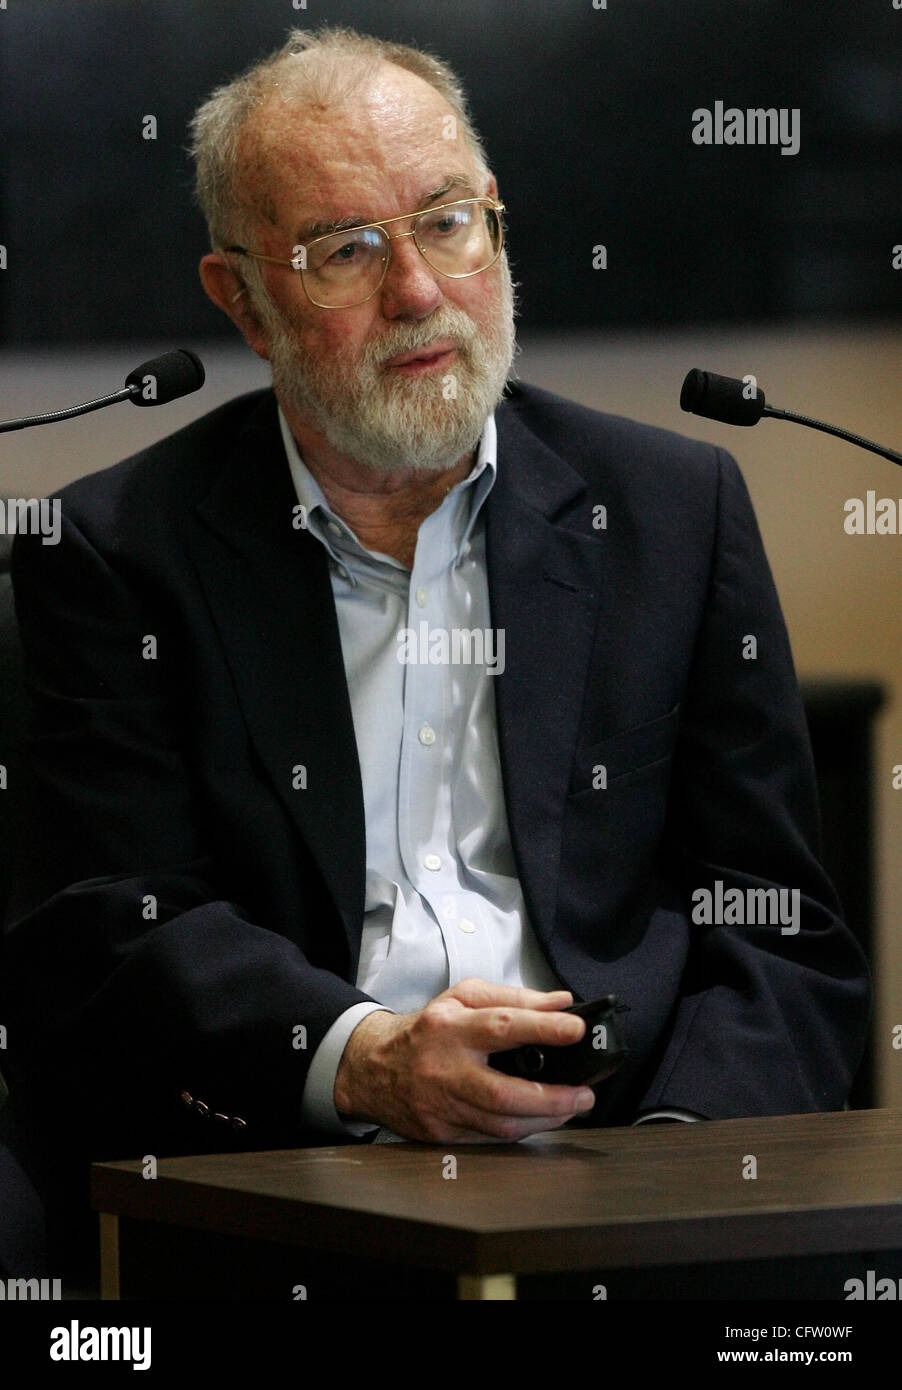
left=99, top=1213, right=121, bottom=1300
left=457, top=1273, right=516, bottom=1300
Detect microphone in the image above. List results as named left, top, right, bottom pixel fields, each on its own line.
left=680, top=368, right=902, bottom=468
left=680, top=368, right=767, bottom=426
left=0, top=349, right=205, bottom=434
left=123, top=349, right=205, bottom=406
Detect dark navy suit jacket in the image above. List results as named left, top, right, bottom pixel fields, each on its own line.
left=0, top=380, right=871, bottom=1270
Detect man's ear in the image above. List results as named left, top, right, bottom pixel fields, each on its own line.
left=199, top=252, right=272, bottom=361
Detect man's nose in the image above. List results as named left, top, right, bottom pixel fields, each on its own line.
left=379, top=233, right=443, bottom=319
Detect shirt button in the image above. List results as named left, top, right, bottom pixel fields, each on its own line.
left=458, top=918, right=477, bottom=934
left=424, top=853, right=442, bottom=872
left=328, top=521, right=342, bottom=537
left=418, top=725, right=436, bottom=746
left=336, top=566, right=349, bottom=581
left=415, top=587, right=428, bottom=607
left=461, top=541, right=472, bottom=556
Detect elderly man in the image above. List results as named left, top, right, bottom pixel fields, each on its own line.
left=0, top=26, right=870, bottom=1277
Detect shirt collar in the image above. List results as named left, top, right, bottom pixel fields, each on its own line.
left=278, top=405, right=497, bottom=578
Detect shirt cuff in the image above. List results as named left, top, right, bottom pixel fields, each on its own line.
left=633, top=1109, right=705, bottom=1124
left=299, top=1002, right=393, bottom=1138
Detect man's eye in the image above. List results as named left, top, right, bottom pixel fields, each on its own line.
left=329, top=241, right=360, bottom=262
left=431, top=215, right=463, bottom=234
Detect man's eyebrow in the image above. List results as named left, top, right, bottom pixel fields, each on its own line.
left=295, top=175, right=479, bottom=242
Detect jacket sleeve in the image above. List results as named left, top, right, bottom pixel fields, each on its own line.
left=1, top=512, right=375, bottom=1161
left=635, top=447, right=871, bottom=1119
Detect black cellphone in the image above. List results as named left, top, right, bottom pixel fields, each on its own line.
left=488, top=993, right=629, bottom=1087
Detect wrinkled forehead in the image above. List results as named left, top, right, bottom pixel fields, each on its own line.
left=236, top=63, right=482, bottom=237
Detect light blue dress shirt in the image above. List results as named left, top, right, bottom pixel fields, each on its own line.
left=279, top=408, right=698, bottom=1137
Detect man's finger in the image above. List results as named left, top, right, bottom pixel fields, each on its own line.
left=455, top=1060, right=595, bottom=1120
left=447, top=978, right=574, bottom=1011
left=463, top=1003, right=586, bottom=1053
left=450, top=1112, right=579, bottom=1143
left=433, top=1086, right=586, bottom=1140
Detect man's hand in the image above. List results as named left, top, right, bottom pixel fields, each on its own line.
left=333, top=978, right=597, bottom=1142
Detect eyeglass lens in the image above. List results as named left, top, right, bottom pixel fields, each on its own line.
left=304, top=201, right=502, bottom=306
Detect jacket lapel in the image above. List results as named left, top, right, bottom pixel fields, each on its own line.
left=188, top=393, right=366, bottom=962
left=487, top=395, right=603, bottom=941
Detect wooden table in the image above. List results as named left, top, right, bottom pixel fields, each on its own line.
left=91, top=1108, right=902, bottom=1300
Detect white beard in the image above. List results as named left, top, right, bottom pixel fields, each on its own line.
left=260, top=253, right=518, bottom=477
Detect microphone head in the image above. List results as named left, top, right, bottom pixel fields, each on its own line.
left=680, top=368, right=766, bottom=426
left=125, top=349, right=205, bottom=406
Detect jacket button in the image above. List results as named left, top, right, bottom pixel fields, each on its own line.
left=231, top=1116, right=247, bottom=1131
left=193, top=1100, right=210, bottom=1118
left=180, top=1090, right=194, bottom=1109
left=213, top=1112, right=229, bottom=1123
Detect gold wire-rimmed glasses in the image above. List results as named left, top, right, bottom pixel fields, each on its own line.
left=224, top=196, right=506, bottom=309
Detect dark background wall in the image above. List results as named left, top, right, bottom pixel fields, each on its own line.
left=1, top=0, right=900, bottom=343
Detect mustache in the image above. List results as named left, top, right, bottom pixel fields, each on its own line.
left=363, top=315, right=476, bottom=372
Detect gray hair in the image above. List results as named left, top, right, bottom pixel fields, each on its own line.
left=188, top=25, right=493, bottom=255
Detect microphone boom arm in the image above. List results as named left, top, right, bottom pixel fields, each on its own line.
left=0, top=386, right=138, bottom=434
left=763, top=405, right=902, bottom=468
